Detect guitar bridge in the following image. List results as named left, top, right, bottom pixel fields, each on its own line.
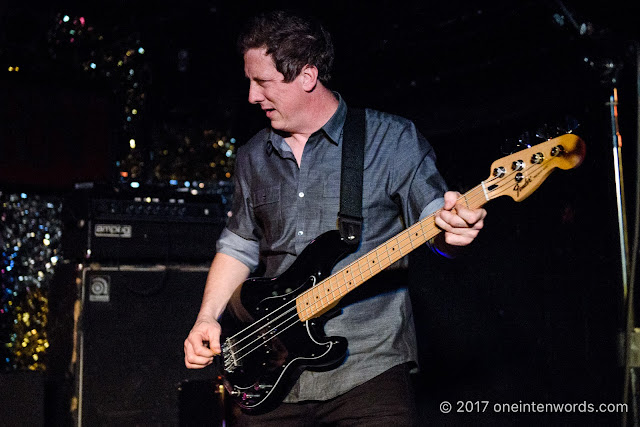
left=222, top=338, right=239, bottom=373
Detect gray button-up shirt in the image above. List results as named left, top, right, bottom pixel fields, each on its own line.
left=217, top=94, right=447, bottom=401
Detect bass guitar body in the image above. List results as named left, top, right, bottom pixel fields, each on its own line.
left=220, top=230, right=354, bottom=413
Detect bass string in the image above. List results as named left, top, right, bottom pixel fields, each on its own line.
left=225, top=300, right=299, bottom=351
left=225, top=288, right=301, bottom=346
left=230, top=309, right=302, bottom=363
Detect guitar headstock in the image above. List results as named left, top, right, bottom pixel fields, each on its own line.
left=484, top=134, right=586, bottom=202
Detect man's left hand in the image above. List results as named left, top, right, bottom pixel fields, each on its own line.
left=433, top=191, right=487, bottom=255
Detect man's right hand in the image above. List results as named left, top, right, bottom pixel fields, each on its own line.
left=184, top=252, right=251, bottom=369
left=184, top=316, right=221, bottom=369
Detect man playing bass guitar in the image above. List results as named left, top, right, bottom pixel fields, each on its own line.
left=184, top=10, right=486, bottom=426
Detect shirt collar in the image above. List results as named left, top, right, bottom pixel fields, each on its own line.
left=266, top=92, right=347, bottom=156
left=322, top=92, right=347, bottom=145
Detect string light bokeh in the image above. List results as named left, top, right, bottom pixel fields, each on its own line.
left=47, top=12, right=237, bottom=189
left=1, top=193, right=63, bottom=371
left=48, top=12, right=151, bottom=182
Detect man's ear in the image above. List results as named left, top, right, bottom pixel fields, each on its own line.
left=300, top=65, right=319, bottom=92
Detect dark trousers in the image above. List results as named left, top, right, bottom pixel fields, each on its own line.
left=232, top=363, right=417, bottom=426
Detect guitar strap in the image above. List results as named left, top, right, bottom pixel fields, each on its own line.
left=338, top=107, right=365, bottom=246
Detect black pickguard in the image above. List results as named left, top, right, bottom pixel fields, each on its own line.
left=219, top=230, right=355, bottom=413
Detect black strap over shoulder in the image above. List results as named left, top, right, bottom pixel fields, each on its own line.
left=338, top=107, right=365, bottom=245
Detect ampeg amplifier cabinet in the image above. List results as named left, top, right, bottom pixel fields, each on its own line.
left=63, top=183, right=229, bottom=263
left=76, top=265, right=224, bottom=426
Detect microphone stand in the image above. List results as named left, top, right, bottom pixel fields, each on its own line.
left=552, top=2, right=639, bottom=425
left=586, top=35, right=638, bottom=427
left=588, top=31, right=639, bottom=427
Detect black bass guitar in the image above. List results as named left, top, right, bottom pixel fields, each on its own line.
left=218, top=134, right=586, bottom=413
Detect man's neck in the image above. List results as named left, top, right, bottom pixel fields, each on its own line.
left=284, top=85, right=338, bottom=166
left=287, top=86, right=338, bottom=144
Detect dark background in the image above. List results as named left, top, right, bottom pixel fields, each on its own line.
left=1, top=0, right=639, bottom=425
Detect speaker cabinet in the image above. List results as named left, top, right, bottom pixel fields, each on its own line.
left=77, top=265, right=220, bottom=426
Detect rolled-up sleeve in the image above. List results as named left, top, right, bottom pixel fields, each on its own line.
left=216, top=228, right=260, bottom=272
left=419, top=197, right=445, bottom=220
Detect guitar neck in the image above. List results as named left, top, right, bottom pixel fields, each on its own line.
left=295, top=183, right=489, bottom=321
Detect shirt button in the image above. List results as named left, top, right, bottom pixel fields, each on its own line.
left=297, top=230, right=304, bottom=236
left=298, top=192, right=305, bottom=198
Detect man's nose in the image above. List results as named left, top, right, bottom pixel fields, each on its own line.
left=248, top=81, right=263, bottom=104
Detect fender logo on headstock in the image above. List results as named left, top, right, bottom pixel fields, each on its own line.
left=513, top=176, right=532, bottom=197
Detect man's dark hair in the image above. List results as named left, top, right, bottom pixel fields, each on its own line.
left=238, top=10, right=334, bottom=85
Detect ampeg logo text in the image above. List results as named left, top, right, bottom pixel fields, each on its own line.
left=89, top=276, right=110, bottom=302
left=95, top=224, right=132, bottom=238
